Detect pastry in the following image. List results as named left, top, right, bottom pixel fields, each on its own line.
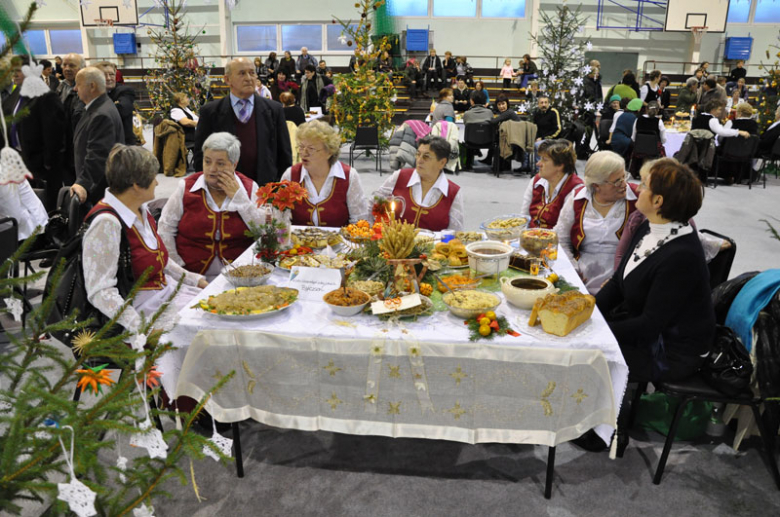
left=528, top=291, right=595, bottom=337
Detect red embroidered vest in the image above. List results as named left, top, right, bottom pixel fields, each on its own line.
left=87, top=202, right=168, bottom=291
left=569, top=183, right=639, bottom=259
left=529, top=173, right=584, bottom=229
left=289, top=163, right=351, bottom=227
left=175, top=172, right=256, bottom=274
left=392, top=168, right=460, bottom=232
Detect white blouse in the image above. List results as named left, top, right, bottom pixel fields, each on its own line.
left=555, top=186, right=637, bottom=294
left=0, top=179, right=48, bottom=240
left=281, top=162, right=369, bottom=226
left=170, top=106, right=199, bottom=123
left=519, top=173, right=575, bottom=223
left=158, top=173, right=263, bottom=280
left=83, top=190, right=204, bottom=334
left=631, top=115, right=667, bottom=143
left=373, top=169, right=465, bottom=231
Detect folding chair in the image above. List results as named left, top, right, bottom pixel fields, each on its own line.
left=758, top=137, right=780, bottom=185
left=349, top=126, right=382, bottom=172
left=463, top=122, right=498, bottom=175
left=713, top=135, right=760, bottom=189
left=597, top=119, right=613, bottom=150
left=627, top=132, right=661, bottom=175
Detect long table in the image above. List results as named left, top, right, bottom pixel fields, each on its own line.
left=168, top=234, right=628, bottom=455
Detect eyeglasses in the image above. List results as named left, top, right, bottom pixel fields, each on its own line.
left=602, top=174, right=629, bottom=188
left=415, top=152, right=436, bottom=161
left=298, top=145, right=325, bottom=155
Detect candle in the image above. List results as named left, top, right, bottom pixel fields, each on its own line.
left=390, top=200, right=396, bottom=218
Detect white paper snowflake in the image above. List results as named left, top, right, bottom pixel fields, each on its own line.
left=133, top=504, right=155, bottom=517
left=581, top=65, right=592, bottom=75
left=4, top=298, right=23, bottom=322
left=57, top=479, right=97, bottom=517
left=131, top=333, right=146, bottom=352
left=596, top=102, right=604, bottom=111
left=129, top=420, right=168, bottom=459
left=549, top=74, right=557, bottom=82
left=116, top=455, right=128, bottom=483
left=542, top=69, right=549, bottom=76
left=573, top=77, right=584, bottom=87
left=584, top=101, right=595, bottom=111
left=586, top=41, right=593, bottom=51
left=202, top=431, right=233, bottom=462
left=570, top=87, right=579, bottom=96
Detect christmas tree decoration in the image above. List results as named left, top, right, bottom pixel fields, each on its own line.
left=56, top=427, right=98, bottom=517
left=76, top=364, right=116, bottom=395
left=530, top=4, right=595, bottom=122
left=757, top=29, right=780, bottom=133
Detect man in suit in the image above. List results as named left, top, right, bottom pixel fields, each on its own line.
left=422, top=50, right=443, bottom=92
left=40, top=59, right=60, bottom=92
left=57, top=53, right=86, bottom=186
left=97, top=61, right=136, bottom=145
left=194, top=57, right=292, bottom=186
left=70, top=67, right=125, bottom=205
left=3, top=56, right=66, bottom=210
left=759, top=106, right=780, bottom=157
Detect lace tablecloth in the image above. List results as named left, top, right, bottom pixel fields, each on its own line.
left=169, top=238, right=628, bottom=446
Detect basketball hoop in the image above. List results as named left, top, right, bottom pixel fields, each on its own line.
left=691, top=26, right=708, bottom=45
left=94, top=18, right=115, bottom=28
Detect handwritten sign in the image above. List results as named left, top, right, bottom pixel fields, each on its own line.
left=288, top=267, right=343, bottom=301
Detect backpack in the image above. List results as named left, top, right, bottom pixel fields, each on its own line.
left=44, top=206, right=135, bottom=351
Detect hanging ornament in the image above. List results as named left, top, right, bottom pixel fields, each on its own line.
left=56, top=426, right=98, bottom=517
left=586, top=41, right=593, bottom=51
left=116, top=455, right=128, bottom=483
left=573, top=77, right=584, bottom=87
left=129, top=419, right=168, bottom=459
left=596, top=102, right=604, bottom=112
left=3, top=298, right=23, bottom=322
left=202, top=411, right=233, bottom=462
left=76, top=364, right=115, bottom=395
left=584, top=101, right=595, bottom=111
left=133, top=504, right=155, bottom=517
left=581, top=64, right=592, bottom=75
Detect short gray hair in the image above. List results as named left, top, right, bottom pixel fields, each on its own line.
left=584, top=151, right=625, bottom=192
left=685, top=77, right=698, bottom=88
left=78, top=66, right=106, bottom=92
left=203, top=132, right=241, bottom=163
left=106, top=144, right=158, bottom=194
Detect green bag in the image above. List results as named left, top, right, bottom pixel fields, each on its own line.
left=635, top=392, right=713, bottom=441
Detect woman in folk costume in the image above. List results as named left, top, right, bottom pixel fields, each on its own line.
left=280, top=120, right=369, bottom=227
left=519, top=139, right=583, bottom=229
left=158, top=132, right=264, bottom=281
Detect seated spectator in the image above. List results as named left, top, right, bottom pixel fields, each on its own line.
left=296, top=47, right=318, bottom=82
left=456, top=56, right=475, bottom=87
left=280, top=91, right=306, bottom=126
left=480, top=93, right=522, bottom=167
left=270, top=70, right=299, bottom=101
left=254, top=57, right=264, bottom=78
left=0, top=176, right=49, bottom=243
left=375, top=135, right=465, bottom=231
left=452, top=76, right=471, bottom=112
left=40, top=59, right=59, bottom=91
left=441, top=51, right=457, bottom=84
left=525, top=80, right=540, bottom=104
left=597, top=158, right=714, bottom=384
left=532, top=95, right=562, bottom=150
left=377, top=51, right=393, bottom=80
left=727, top=77, right=749, bottom=101
left=403, top=57, right=424, bottom=99
left=676, top=78, right=699, bottom=114
left=317, top=60, right=332, bottom=77
left=726, top=59, right=747, bottom=93
left=277, top=51, right=296, bottom=81
left=515, top=54, right=538, bottom=90
left=281, top=120, right=368, bottom=227
left=431, top=88, right=455, bottom=123
left=300, top=65, right=331, bottom=112
left=255, top=78, right=272, bottom=99
left=474, top=80, right=490, bottom=105
left=422, top=49, right=442, bottom=91
left=555, top=151, right=638, bottom=294
left=159, top=132, right=262, bottom=281
left=463, top=90, right=492, bottom=123
left=721, top=102, right=760, bottom=183
left=758, top=106, right=780, bottom=156
left=691, top=100, right=751, bottom=140
left=83, top=144, right=207, bottom=343
left=263, top=52, right=279, bottom=82
left=170, top=92, right=199, bottom=147
left=700, top=61, right=711, bottom=79
left=519, top=139, right=583, bottom=228
left=607, top=98, right=642, bottom=157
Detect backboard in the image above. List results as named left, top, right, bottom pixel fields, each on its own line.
left=664, top=0, right=729, bottom=33
left=80, top=0, right=139, bottom=28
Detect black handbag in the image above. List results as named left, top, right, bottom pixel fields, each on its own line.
left=700, top=325, right=753, bottom=397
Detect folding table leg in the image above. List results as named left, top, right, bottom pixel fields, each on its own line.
left=653, top=395, right=691, bottom=485
left=544, top=446, right=556, bottom=499
left=232, top=422, right=244, bottom=478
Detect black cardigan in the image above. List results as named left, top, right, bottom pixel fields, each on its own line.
left=596, top=221, right=714, bottom=371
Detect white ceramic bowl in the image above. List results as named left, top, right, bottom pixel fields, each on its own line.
left=480, top=214, right=529, bottom=241
left=323, top=288, right=370, bottom=316
left=500, top=276, right=558, bottom=309
left=222, top=262, right=274, bottom=287
left=465, top=240, right=514, bottom=275
left=441, top=289, right=501, bottom=319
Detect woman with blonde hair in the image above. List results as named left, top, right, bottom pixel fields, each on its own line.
left=555, top=151, right=638, bottom=294
left=280, top=120, right=368, bottom=227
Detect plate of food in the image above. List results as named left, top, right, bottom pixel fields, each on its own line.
left=292, top=228, right=343, bottom=249
left=430, top=238, right=469, bottom=268
left=455, top=231, right=484, bottom=244
left=480, top=215, right=529, bottom=241
left=194, top=285, right=299, bottom=320
left=277, top=253, right=353, bottom=271
left=375, top=295, right=434, bottom=320
left=222, top=262, right=274, bottom=287
left=341, top=220, right=382, bottom=244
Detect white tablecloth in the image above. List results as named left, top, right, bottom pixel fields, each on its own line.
left=664, top=130, right=686, bottom=158
left=169, top=235, right=628, bottom=447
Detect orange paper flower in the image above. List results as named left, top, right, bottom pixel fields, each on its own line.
left=76, top=364, right=115, bottom=395
left=138, top=366, right=162, bottom=388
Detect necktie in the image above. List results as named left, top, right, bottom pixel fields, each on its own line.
left=237, top=99, right=251, bottom=124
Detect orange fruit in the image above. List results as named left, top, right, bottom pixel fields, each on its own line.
left=485, top=311, right=496, bottom=321
left=479, top=317, right=491, bottom=326
left=478, top=325, right=491, bottom=336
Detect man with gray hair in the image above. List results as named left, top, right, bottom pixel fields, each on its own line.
left=159, top=131, right=265, bottom=280
left=194, top=57, right=291, bottom=186
left=57, top=53, right=87, bottom=185
left=70, top=66, right=125, bottom=205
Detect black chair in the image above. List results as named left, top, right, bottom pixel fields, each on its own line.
left=700, top=229, right=736, bottom=289
left=712, top=135, right=760, bottom=189
left=651, top=375, right=780, bottom=489
left=0, top=218, right=33, bottom=335
left=349, top=126, right=382, bottom=172
left=597, top=119, right=613, bottom=150
left=627, top=132, right=661, bottom=174
left=463, top=122, right=498, bottom=175
left=758, top=137, right=780, bottom=183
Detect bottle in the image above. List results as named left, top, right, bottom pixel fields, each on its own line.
left=705, top=402, right=726, bottom=437
left=430, top=98, right=436, bottom=113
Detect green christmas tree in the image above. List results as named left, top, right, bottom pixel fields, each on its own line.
left=530, top=4, right=600, bottom=123
left=144, top=0, right=212, bottom=119
left=757, top=28, right=780, bottom=133
left=330, top=0, right=397, bottom=146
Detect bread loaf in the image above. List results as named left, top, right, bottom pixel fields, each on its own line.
left=528, top=291, right=596, bottom=337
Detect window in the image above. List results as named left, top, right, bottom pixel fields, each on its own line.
left=236, top=25, right=277, bottom=52
left=281, top=25, right=322, bottom=52
left=49, top=30, right=83, bottom=54
left=482, top=0, right=526, bottom=18
left=390, top=0, right=428, bottom=17
left=327, top=24, right=358, bottom=51
left=754, top=0, right=780, bottom=23
left=727, top=0, right=751, bottom=23
left=23, top=30, right=47, bottom=56
left=433, top=0, right=476, bottom=17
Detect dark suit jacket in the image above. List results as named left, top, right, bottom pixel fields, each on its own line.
left=15, top=91, right=65, bottom=180
left=108, top=85, right=137, bottom=145
left=759, top=122, right=780, bottom=156
left=62, top=89, right=86, bottom=185
left=74, top=94, right=125, bottom=204
left=422, top=56, right=442, bottom=74
left=193, top=93, right=292, bottom=186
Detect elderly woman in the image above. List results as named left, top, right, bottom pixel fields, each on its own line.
left=280, top=120, right=368, bottom=227
left=158, top=132, right=262, bottom=281
left=676, top=78, right=699, bottom=114
left=83, top=145, right=206, bottom=339
left=374, top=135, right=465, bottom=231
left=519, top=140, right=583, bottom=229
left=555, top=151, right=638, bottom=294
left=280, top=91, right=305, bottom=126
left=431, top=88, right=456, bottom=123
left=170, top=92, right=199, bottom=146
left=598, top=159, right=714, bottom=384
